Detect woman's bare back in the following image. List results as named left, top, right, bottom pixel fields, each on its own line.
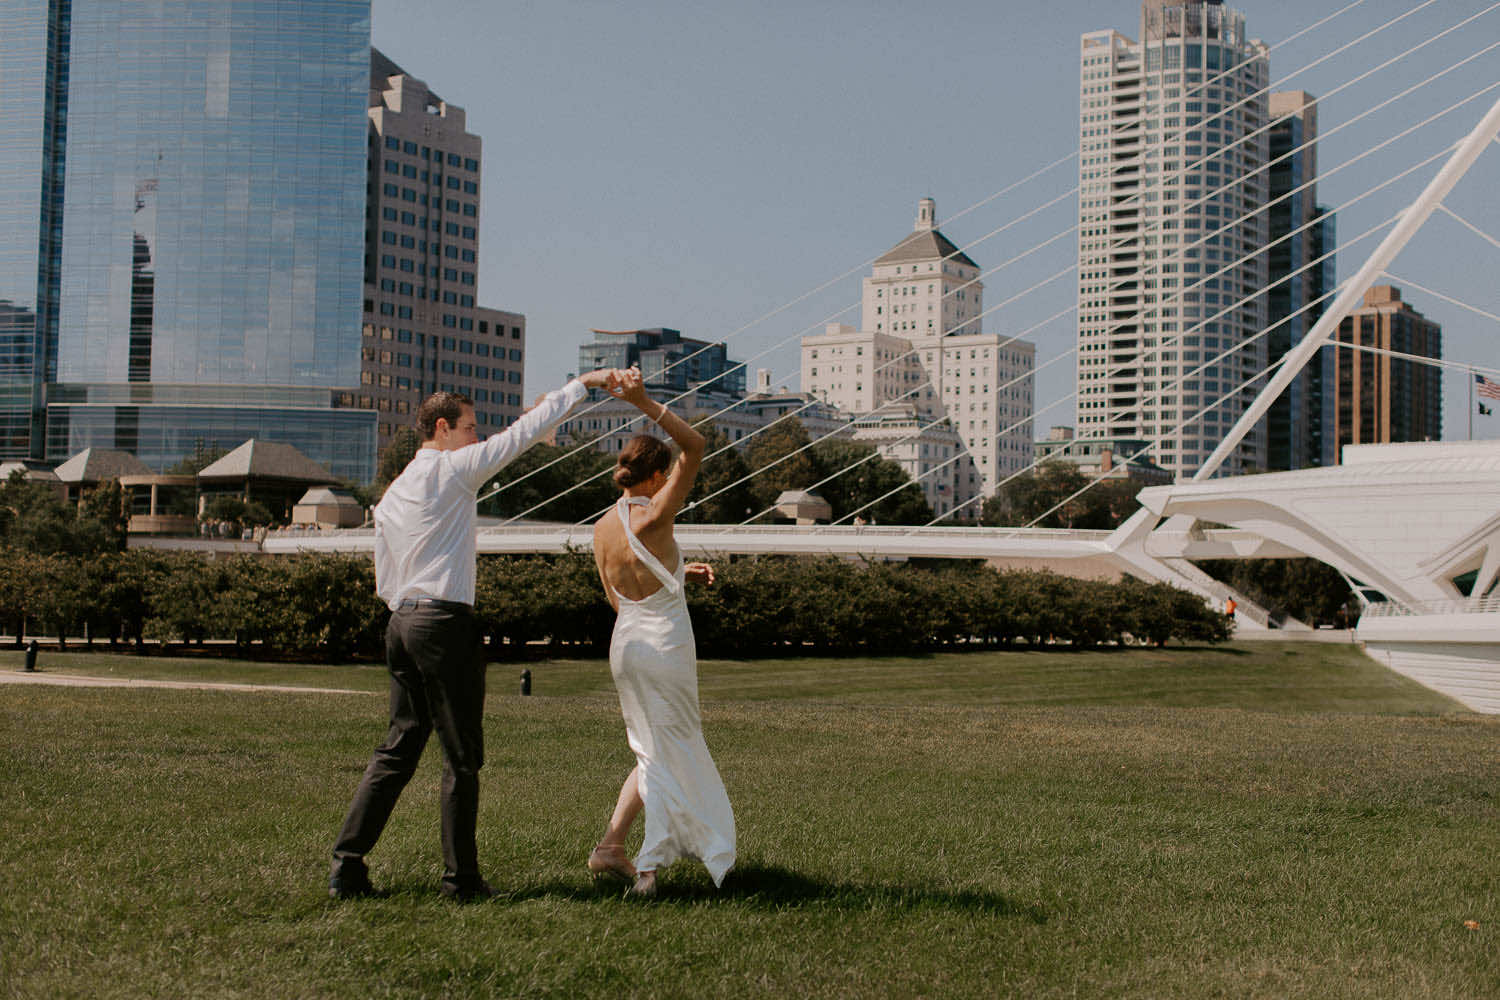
left=594, top=503, right=681, bottom=604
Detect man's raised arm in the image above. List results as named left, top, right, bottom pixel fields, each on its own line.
left=449, top=369, right=618, bottom=492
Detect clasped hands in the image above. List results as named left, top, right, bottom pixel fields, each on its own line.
left=580, top=366, right=649, bottom=406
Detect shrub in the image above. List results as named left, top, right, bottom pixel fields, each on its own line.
left=3, top=548, right=1232, bottom=659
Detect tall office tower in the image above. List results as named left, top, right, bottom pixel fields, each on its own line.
left=1265, top=90, right=1335, bottom=470
left=802, top=198, right=1035, bottom=516
left=0, top=0, right=377, bottom=480
left=356, top=50, right=525, bottom=452
left=1328, top=286, right=1441, bottom=460
left=1077, top=0, right=1270, bottom=478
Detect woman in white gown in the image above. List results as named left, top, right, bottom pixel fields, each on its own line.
left=587, top=368, right=736, bottom=897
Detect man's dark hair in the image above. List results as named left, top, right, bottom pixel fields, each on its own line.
left=416, top=391, right=474, bottom=440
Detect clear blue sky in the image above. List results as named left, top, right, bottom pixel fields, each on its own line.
left=372, top=0, right=1500, bottom=442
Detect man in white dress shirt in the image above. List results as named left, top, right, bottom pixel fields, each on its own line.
left=330, top=369, right=619, bottom=901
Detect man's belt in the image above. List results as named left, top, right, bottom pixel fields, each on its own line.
left=395, top=597, right=473, bottom=613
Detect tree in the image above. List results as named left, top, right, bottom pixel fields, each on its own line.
left=0, top=470, right=118, bottom=556
left=679, top=423, right=755, bottom=524
left=742, top=417, right=817, bottom=516
left=165, top=442, right=228, bottom=476
left=1195, top=557, right=1356, bottom=627
left=201, top=495, right=273, bottom=532
left=476, top=441, right=615, bottom=523
left=808, top=438, right=933, bottom=525
left=77, top=479, right=129, bottom=552
left=376, top=427, right=422, bottom=492
left=981, top=461, right=1140, bottom=530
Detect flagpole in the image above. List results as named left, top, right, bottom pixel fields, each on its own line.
left=1469, top=369, right=1474, bottom=442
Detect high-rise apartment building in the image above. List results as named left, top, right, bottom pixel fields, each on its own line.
left=802, top=198, right=1035, bottom=518
left=1265, top=90, right=1335, bottom=470
left=1, top=0, right=378, bottom=480
left=1077, top=0, right=1270, bottom=478
left=1328, top=286, right=1441, bottom=460
left=354, top=50, right=525, bottom=451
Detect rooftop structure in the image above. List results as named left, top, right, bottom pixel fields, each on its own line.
left=578, top=328, right=745, bottom=395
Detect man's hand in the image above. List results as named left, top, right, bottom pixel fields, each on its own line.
left=685, top=562, right=715, bottom=586
left=579, top=368, right=623, bottom=391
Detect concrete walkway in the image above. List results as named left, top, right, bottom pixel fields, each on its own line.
left=0, top=670, right=370, bottom=696
left=1231, top=629, right=1359, bottom=643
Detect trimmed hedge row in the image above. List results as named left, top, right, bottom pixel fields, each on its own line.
left=3, top=548, right=1230, bottom=660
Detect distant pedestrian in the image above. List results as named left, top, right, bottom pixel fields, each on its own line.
left=329, top=368, right=622, bottom=901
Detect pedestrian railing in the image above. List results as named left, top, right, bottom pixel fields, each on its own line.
left=1362, top=595, right=1500, bottom=617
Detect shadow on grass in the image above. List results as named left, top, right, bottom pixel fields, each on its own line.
left=480, top=861, right=1045, bottom=922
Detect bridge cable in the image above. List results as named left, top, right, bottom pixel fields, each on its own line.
left=472, top=0, right=1387, bottom=506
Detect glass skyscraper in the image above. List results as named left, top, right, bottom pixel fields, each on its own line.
left=1, top=0, right=375, bottom=480
left=1265, top=91, right=1335, bottom=470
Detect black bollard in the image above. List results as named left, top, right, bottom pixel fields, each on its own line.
left=520, top=668, right=532, bottom=696
left=24, top=639, right=38, bottom=672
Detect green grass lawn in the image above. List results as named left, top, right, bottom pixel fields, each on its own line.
left=1, top=644, right=1494, bottom=998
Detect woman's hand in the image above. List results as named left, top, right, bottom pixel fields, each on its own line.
left=609, top=366, right=651, bottom=408
left=684, top=562, right=715, bottom=586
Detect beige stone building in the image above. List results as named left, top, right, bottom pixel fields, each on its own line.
left=801, top=198, right=1036, bottom=516
left=349, top=49, right=526, bottom=451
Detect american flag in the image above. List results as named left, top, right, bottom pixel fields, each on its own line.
left=1477, top=375, right=1500, bottom=401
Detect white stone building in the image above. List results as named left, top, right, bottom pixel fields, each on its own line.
left=849, top=404, right=967, bottom=520
left=802, top=198, right=1036, bottom=514
left=1076, top=1, right=1270, bottom=478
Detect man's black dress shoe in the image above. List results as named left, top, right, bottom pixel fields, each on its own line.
left=440, top=878, right=495, bottom=903
left=328, top=872, right=378, bottom=900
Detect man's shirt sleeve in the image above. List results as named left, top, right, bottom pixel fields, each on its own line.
left=448, top=379, right=589, bottom=493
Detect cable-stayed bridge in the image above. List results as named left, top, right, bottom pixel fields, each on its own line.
left=273, top=2, right=1500, bottom=711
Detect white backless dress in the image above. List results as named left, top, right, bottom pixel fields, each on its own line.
left=609, top=496, right=736, bottom=885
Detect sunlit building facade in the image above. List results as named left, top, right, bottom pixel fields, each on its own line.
left=355, top=49, right=526, bottom=452
left=802, top=198, right=1036, bottom=519
left=1076, top=0, right=1270, bottom=478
